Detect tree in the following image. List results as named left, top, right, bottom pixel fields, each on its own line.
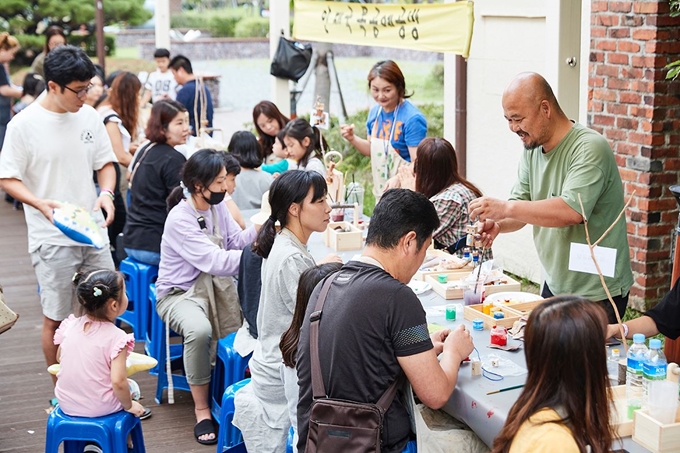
left=0, top=0, right=151, bottom=35
left=666, top=0, right=680, bottom=80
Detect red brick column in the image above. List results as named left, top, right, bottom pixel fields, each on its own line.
left=589, top=0, right=680, bottom=310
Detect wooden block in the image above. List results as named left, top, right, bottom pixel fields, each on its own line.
left=610, top=385, right=634, bottom=437
left=415, top=250, right=473, bottom=281
left=633, top=406, right=680, bottom=452
left=324, top=221, right=363, bottom=251
left=426, top=272, right=522, bottom=301
left=471, top=359, right=482, bottom=376
left=463, top=304, right=518, bottom=329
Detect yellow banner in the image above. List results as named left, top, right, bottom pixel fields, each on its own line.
left=293, top=1, right=474, bottom=57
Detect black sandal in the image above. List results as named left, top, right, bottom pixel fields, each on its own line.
left=194, top=418, right=218, bottom=445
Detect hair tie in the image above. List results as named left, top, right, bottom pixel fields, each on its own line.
left=72, top=272, right=79, bottom=283
left=93, top=286, right=102, bottom=297
left=268, top=216, right=276, bottom=223
left=180, top=181, right=191, bottom=199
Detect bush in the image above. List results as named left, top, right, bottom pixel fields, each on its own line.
left=67, top=34, right=116, bottom=58
left=12, top=34, right=45, bottom=67
left=234, top=17, right=270, bottom=38
left=171, top=9, right=251, bottom=38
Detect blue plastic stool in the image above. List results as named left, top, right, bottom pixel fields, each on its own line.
left=216, top=378, right=251, bottom=453
left=403, top=440, right=417, bottom=452
left=45, top=406, right=146, bottom=453
left=147, top=284, right=191, bottom=404
left=118, top=257, right=158, bottom=341
left=211, top=333, right=252, bottom=422
left=285, top=426, right=294, bottom=453
left=223, top=442, right=247, bottom=453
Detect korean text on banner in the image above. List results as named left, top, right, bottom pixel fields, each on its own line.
left=293, top=0, right=475, bottom=57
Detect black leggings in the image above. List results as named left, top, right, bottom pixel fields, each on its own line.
left=541, top=282, right=628, bottom=324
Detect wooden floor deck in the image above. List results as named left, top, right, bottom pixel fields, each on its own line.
left=0, top=192, right=214, bottom=453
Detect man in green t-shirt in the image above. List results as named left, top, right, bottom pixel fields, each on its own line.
left=469, top=72, right=633, bottom=323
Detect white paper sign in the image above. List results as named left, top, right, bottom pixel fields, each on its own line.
left=568, top=243, right=617, bottom=278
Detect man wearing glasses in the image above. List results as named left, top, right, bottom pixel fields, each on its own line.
left=0, top=45, right=117, bottom=384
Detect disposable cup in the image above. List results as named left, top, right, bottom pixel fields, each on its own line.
left=648, top=380, right=679, bottom=424
left=463, top=289, right=482, bottom=306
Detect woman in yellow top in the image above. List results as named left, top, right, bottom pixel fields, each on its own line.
left=491, top=296, right=615, bottom=453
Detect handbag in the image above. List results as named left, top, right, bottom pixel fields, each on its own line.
left=0, top=284, right=19, bottom=335
left=270, top=34, right=313, bottom=82
left=305, top=274, right=400, bottom=453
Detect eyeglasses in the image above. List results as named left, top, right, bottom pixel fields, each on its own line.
left=62, top=84, right=93, bottom=99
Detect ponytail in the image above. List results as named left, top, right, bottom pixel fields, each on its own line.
left=0, top=32, right=19, bottom=51
left=282, top=118, right=326, bottom=169
left=252, top=170, right=328, bottom=258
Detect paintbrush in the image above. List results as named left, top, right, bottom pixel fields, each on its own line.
left=487, top=384, right=524, bottom=395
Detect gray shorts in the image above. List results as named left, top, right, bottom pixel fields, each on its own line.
left=30, top=244, right=115, bottom=321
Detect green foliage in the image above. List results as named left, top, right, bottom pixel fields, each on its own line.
left=0, top=0, right=150, bottom=35
left=234, top=16, right=270, bottom=38
left=68, top=33, right=116, bottom=58
left=170, top=8, right=250, bottom=37
left=317, top=103, right=444, bottom=216
left=12, top=34, right=44, bottom=67
left=666, top=60, right=680, bottom=81
left=670, top=0, right=680, bottom=17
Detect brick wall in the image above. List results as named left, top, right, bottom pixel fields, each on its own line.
left=589, top=0, right=680, bottom=310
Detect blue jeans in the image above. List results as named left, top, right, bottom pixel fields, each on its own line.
left=124, top=248, right=161, bottom=266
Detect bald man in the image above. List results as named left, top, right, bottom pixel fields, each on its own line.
left=469, top=72, right=633, bottom=323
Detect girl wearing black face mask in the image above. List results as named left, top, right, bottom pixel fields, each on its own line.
left=156, top=149, right=260, bottom=445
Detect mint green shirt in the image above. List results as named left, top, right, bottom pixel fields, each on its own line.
left=509, top=123, right=633, bottom=300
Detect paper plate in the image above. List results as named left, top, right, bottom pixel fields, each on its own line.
left=52, top=202, right=106, bottom=249
left=407, top=280, right=432, bottom=295
left=485, top=292, right=543, bottom=305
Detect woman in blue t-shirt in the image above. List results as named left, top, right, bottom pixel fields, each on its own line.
left=340, top=60, right=427, bottom=197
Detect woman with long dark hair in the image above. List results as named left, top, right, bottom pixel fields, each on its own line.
left=123, top=99, right=189, bottom=265
left=252, top=100, right=290, bottom=162
left=0, top=33, right=22, bottom=152
left=279, top=262, right=342, bottom=446
left=491, top=296, right=615, bottom=453
left=402, top=137, right=483, bottom=253
left=30, top=25, right=66, bottom=79
left=233, top=170, right=340, bottom=452
left=340, top=60, right=427, bottom=197
left=155, top=149, right=258, bottom=445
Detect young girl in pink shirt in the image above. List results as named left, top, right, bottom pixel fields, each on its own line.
left=54, top=269, right=146, bottom=420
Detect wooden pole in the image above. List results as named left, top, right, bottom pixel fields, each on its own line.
left=96, top=0, right=106, bottom=72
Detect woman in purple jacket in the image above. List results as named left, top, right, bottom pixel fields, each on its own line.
left=155, top=149, right=258, bottom=445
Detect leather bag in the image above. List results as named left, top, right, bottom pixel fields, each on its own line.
left=270, top=35, right=312, bottom=82
left=305, top=274, right=399, bottom=453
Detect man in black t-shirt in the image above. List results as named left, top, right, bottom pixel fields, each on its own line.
left=607, top=276, right=680, bottom=341
left=297, top=189, right=476, bottom=453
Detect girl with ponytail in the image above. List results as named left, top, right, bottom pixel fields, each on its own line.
left=281, top=118, right=328, bottom=176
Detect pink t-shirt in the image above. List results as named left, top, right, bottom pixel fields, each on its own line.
left=54, top=315, right=134, bottom=417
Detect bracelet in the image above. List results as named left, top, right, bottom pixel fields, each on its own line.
left=622, top=323, right=629, bottom=339
left=100, top=189, right=115, bottom=201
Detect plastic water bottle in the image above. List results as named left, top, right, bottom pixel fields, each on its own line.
left=626, top=334, right=648, bottom=419
left=642, top=338, right=667, bottom=404
left=607, top=348, right=621, bottom=385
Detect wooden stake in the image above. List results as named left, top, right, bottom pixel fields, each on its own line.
left=577, top=192, right=635, bottom=352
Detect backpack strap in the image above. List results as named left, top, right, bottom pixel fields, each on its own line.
left=309, top=272, right=401, bottom=412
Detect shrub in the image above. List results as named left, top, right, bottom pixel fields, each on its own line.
left=67, top=34, right=116, bottom=58
left=12, top=34, right=45, bottom=67
left=170, top=9, right=251, bottom=38
left=234, top=17, right=270, bottom=38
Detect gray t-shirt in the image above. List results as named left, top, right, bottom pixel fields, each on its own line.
left=231, top=169, right=273, bottom=210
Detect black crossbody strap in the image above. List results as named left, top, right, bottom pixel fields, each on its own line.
left=309, top=272, right=401, bottom=412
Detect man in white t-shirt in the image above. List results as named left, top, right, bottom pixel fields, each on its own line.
left=0, top=45, right=118, bottom=381
left=141, top=48, right=178, bottom=104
